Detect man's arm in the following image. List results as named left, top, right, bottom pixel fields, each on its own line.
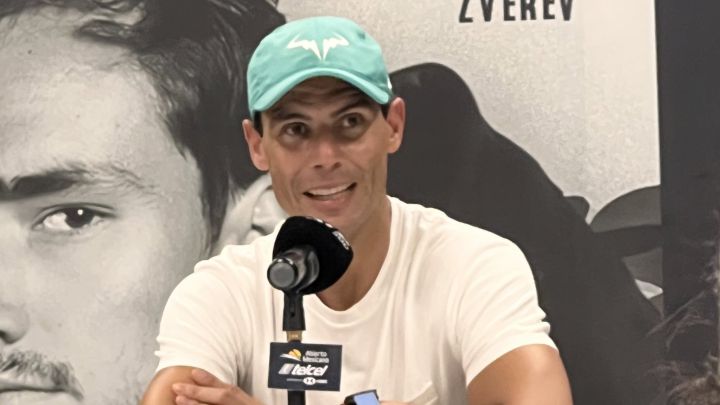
left=467, top=344, right=572, bottom=405
left=140, top=261, right=255, bottom=404
left=141, top=366, right=195, bottom=405
left=141, top=367, right=263, bottom=405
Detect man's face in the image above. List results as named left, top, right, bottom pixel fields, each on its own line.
left=0, top=10, right=208, bottom=404
left=245, top=77, right=404, bottom=242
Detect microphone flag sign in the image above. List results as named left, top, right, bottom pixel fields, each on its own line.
left=268, top=341, right=342, bottom=391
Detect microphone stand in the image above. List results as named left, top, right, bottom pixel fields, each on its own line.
left=269, top=217, right=352, bottom=404
left=284, top=292, right=306, bottom=405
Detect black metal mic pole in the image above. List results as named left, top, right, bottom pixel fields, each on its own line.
left=288, top=390, right=305, bottom=405
left=269, top=216, right=353, bottom=404
left=285, top=293, right=306, bottom=405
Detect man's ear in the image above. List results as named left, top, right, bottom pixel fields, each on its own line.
left=242, top=118, right=269, bottom=171
left=385, top=97, right=406, bottom=154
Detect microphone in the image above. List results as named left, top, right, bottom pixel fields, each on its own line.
left=266, top=217, right=351, bottom=398
left=267, top=246, right=319, bottom=293
left=268, top=216, right=353, bottom=295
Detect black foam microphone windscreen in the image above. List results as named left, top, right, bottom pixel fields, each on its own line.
left=272, top=216, right=353, bottom=294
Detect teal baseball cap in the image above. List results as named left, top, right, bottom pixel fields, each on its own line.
left=247, top=16, right=393, bottom=118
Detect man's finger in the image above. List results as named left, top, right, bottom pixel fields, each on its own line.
left=175, top=394, right=207, bottom=405
left=172, top=383, right=219, bottom=403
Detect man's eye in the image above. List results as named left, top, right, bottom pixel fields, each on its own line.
left=282, top=122, right=309, bottom=137
left=341, top=114, right=364, bottom=128
left=337, top=113, right=368, bottom=139
left=35, top=207, right=106, bottom=233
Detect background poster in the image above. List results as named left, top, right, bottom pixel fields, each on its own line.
left=280, top=0, right=664, bottom=403
left=1, top=0, right=717, bottom=404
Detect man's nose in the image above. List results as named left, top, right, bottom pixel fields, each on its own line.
left=0, top=218, right=31, bottom=345
left=0, top=304, right=29, bottom=345
left=311, top=132, right=343, bottom=170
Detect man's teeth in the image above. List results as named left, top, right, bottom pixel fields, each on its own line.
left=307, top=184, right=351, bottom=196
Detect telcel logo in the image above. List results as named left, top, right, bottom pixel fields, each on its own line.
left=278, top=364, right=328, bottom=376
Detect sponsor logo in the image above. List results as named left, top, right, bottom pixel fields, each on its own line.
left=278, top=364, right=329, bottom=377
left=268, top=342, right=341, bottom=391
left=287, top=34, right=350, bottom=60
left=280, top=349, right=302, bottom=361
left=278, top=363, right=296, bottom=375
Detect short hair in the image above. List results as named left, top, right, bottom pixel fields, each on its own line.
left=0, top=0, right=286, bottom=245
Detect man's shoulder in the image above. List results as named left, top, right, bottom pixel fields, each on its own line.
left=390, top=196, right=531, bottom=288
left=391, top=196, right=518, bottom=253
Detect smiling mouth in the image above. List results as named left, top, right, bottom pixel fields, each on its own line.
left=304, top=183, right=356, bottom=199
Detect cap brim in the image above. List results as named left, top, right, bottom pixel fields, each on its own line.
left=252, top=67, right=391, bottom=115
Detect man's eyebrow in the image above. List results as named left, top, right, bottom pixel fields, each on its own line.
left=268, top=92, right=375, bottom=122
left=267, top=106, right=310, bottom=122
left=331, top=96, right=376, bottom=117
left=0, top=163, right=153, bottom=200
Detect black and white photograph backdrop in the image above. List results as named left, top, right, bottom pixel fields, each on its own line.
left=0, top=0, right=718, bottom=404
left=278, top=1, right=662, bottom=404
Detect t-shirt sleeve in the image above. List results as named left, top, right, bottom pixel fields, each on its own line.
left=154, top=260, right=253, bottom=385
left=449, top=238, right=556, bottom=386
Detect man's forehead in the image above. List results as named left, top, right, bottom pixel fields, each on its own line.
left=0, top=7, right=137, bottom=81
left=0, top=8, right=160, bottom=135
left=0, top=11, right=176, bottom=195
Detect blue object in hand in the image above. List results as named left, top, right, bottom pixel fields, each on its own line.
left=344, top=389, right=380, bottom=405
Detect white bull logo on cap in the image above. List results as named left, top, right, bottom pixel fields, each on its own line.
left=287, top=34, right=349, bottom=60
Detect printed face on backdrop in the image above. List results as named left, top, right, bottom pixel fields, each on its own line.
left=244, top=77, right=405, bottom=242
left=0, top=9, right=210, bottom=404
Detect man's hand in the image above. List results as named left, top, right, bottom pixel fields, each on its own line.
left=172, top=369, right=263, bottom=405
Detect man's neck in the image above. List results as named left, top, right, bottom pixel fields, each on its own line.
left=315, top=197, right=392, bottom=311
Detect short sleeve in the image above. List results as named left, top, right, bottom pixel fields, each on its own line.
left=448, top=239, right=556, bottom=385
left=154, top=261, right=253, bottom=385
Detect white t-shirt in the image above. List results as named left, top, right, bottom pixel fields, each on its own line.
left=155, top=197, right=555, bottom=404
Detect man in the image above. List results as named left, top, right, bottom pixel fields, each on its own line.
left=143, top=16, right=572, bottom=404
left=0, top=1, right=283, bottom=403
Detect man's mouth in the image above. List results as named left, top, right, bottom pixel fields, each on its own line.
left=0, top=351, right=83, bottom=400
left=304, top=183, right=356, bottom=199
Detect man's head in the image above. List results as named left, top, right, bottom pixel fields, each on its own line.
left=241, top=16, right=405, bottom=242
left=0, top=0, right=283, bottom=403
